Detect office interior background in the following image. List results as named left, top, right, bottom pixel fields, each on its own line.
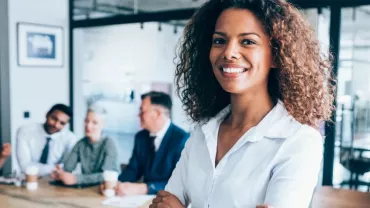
left=0, top=0, right=370, bottom=196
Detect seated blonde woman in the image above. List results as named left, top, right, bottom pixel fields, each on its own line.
left=51, top=106, right=118, bottom=185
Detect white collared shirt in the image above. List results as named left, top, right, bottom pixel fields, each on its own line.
left=166, top=101, right=323, bottom=208
left=16, top=123, right=78, bottom=176
left=150, top=119, right=171, bottom=151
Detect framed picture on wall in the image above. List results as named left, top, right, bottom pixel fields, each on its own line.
left=17, top=22, right=64, bottom=67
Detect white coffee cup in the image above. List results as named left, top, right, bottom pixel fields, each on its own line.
left=25, top=166, right=39, bottom=191
left=103, top=189, right=115, bottom=198
left=103, top=170, right=118, bottom=197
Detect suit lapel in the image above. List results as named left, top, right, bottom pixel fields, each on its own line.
left=151, top=124, right=173, bottom=171
left=141, top=131, right=152, bottom=174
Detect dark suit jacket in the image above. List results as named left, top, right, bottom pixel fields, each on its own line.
left=118, top=123, right=189, bottom=194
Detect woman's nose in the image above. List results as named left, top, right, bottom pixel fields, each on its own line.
left=223, top=41, right=241, bottom=60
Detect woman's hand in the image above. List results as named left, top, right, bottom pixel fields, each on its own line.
left=150, top=191, right=184, bottom=208
left=51, top=164, right=62, bottom=181
left=99, top=183, right=105, bottom=195
left=50, top=169, right=60, bottom=180
left=59, top=171, right=77, bottom=185
left=56, top=166, right=77, bottom=185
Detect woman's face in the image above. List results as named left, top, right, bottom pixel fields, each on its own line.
left=84, top=112, right=104, bottom=142
left=209, top=8, right=274, bottom=95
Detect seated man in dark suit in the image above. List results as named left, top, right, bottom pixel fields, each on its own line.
left=116, top=91, right=189, bottom=195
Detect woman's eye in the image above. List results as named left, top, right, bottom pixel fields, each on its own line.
left=242, top=39, right=255, bottom=45
left=212, top=38, right=226, bottom=45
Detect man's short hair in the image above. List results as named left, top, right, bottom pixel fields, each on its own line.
left=141, top=91, right=172, bottom=111
left=47, top=104, right=72, bottom=117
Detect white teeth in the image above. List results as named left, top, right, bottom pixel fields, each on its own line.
left=222, top=68, right=245, bottom=73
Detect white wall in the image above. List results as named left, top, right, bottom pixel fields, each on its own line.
left=73, top=22, right=190, bottom=164
left=74, top=22, right=190, bottom=137
left=8, top=0, right=69, bottom=172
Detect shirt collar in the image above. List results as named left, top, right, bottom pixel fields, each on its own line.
left=40, top=123, right=62, bottom=140
left=150, top=119, right=171, bottom=138
left=86, top=136, right=106, bottom=149
left=201, top=100, right=301, bottom=142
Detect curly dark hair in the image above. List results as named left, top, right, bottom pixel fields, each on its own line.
left=175, top=0, right=335, bottom=128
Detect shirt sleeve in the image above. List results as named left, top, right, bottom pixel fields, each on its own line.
left=16, top=127, right=54, bottom=176
left=264, top=126, right=323, bottom=208
left=63, top=141, right=81, bottom=173
left=101, top=138, right=119, bottom=172
left=59, top=133, right=78, bottom=164
left=165, top=129, right=195, bottom=206
left=146, top=180, right=168, bottom=195
left=118, top=136, right=142, bottom=182
left=76, top=173, right=103, bottom=185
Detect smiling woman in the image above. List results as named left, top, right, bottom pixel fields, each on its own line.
left=209, top=8, right=275, bottom=98
left=149, top=0, right=336, bottom=208
left=175, top=0, right=335, bottom=128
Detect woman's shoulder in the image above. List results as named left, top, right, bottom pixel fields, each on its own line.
left=281, top=124, right=323, bottom=156
left=297, top=124, right=322, bottom=137
left=101, top=137, right=116, bottom=147
left=295, top=124, right=323, bottom=145
left=71, top=137, right=88, bottom=150
left=185, top=124, right=208, bottom=146
left=270, top=102, right=323, bottom=153
left=190, top=124, right=205, bottom=137
left=273, top=101, right=322, bottom=142
left=76, top=137, right=89, bottom=144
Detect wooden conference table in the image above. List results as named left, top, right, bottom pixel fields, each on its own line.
left=0, top=178, right=151, bottom=208
left=0, top=178, right=369, bottom=208
left=311, top=186, right=370, bottom=208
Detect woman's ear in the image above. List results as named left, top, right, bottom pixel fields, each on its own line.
left=271, top=58, right=277, bottom=68
left=270, top=51, right=277, bottom=68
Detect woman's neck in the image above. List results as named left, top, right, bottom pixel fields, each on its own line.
left=227, top=89, right=274, bottom=129
left=87, top=135, right=101, bottom=143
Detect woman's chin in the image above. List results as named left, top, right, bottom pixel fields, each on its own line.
left=220, top=84, right=248, bottom=94
left=86, top=134, right=100, bottom=141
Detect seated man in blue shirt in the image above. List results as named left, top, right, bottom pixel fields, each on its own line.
left=115, top=91, right=189, bottom=195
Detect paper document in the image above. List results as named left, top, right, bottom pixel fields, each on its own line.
left=102, top=195, right=155, bottom=207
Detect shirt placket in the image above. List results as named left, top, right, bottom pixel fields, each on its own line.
left=204, top=130, right=230, bottom=208
left=88, top=145, right=95, bottom=171
left=206, top=157, right=228, bottom=208
left=204, top=130, right=255, bottom=208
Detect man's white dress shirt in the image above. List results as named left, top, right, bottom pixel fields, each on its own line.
left=16, top=123, right=78, bottom=176
left=166, top=101, right=323, bottom=208
left=150, top=119, right=171, bottom=151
